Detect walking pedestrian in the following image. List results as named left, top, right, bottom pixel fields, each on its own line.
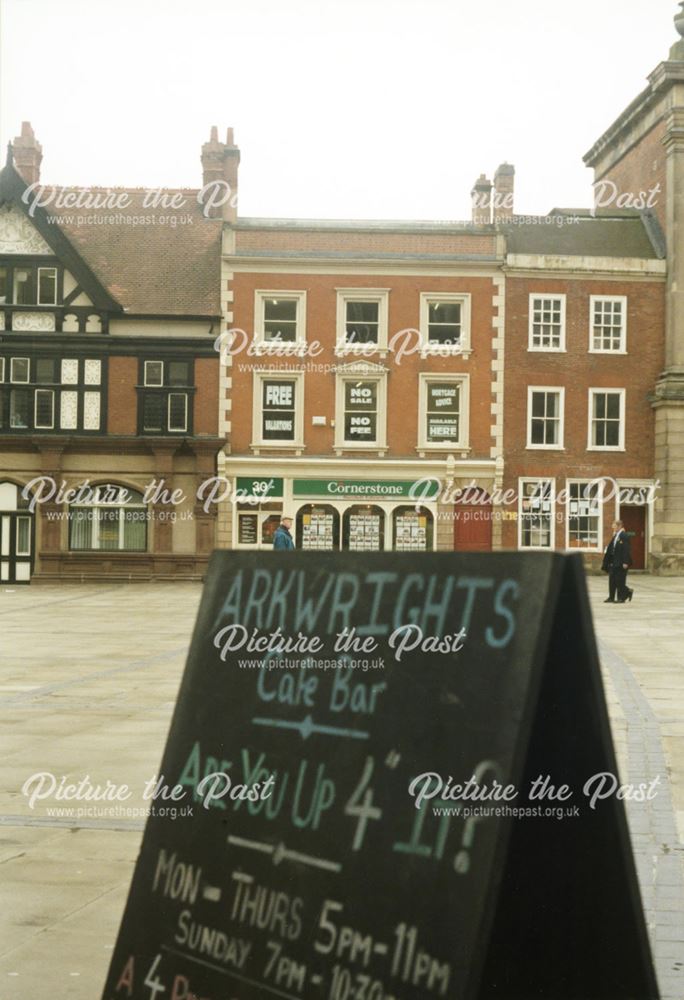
left=273, top=515, right=295, bottom=551
left=601, top=520, right=633, bottom=604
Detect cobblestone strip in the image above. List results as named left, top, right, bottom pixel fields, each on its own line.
left=599, top=641, right=684, bottom=1000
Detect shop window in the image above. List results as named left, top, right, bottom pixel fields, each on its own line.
left=566, top=481, right=602, bottom=550
left=261, top=514, right=281, bottom=547
left=393, top=506, right=433, bottom=551
left=69, top=484, right=147, bottom=552
left=343, top=505, right=385, bottom=551
left=297, top=505, right=340, bottom=551
left=236, top=510, right=282, bottom=549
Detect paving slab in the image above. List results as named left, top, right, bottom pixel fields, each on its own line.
left=1, top=577, right=683, bottom=998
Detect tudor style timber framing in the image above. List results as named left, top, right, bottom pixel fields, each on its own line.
left=0, top=125, right=223, bottom=582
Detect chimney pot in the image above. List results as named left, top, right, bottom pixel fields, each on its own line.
left=493, top=163, right=515, bottom=221
left=201, top=126, right=240, bottom=222
left=471, top=173, right=493, bottom=225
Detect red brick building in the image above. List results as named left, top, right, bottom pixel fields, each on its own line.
left=219, top=219, right=504, bottom=553
left=500, top=215, right=665, bottom=569
left=210, top=129, right=665, bottom=565
left=0, top=124, right=222, bottom=582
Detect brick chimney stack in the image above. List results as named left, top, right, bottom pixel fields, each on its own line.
left=493, top=163, right=515, bottom=221
left=12, top=122, right=42, bottom=186
left=470, top=173, right=492, bottom=225
left=201, top=126, right=240, bottom=223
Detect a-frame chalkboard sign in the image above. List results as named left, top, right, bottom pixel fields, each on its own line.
left=102, top=552, right=659, bottom=1000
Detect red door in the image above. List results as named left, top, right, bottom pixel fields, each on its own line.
left=619, top=506, right=646, bottom=569
left=454, top=491, right=493, bottom=551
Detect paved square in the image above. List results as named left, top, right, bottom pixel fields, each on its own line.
left=1, top=575, right=682, bottom=998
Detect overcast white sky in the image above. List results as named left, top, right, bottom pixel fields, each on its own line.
left=0, top=0, right=678, bottom=220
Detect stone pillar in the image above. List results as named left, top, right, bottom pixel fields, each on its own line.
left=215, top=450, right=233, bottom=550
left=652, top=100, right=684, bottom=571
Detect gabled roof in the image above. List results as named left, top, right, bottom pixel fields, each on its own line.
left=0, top=152, right=222, bottom=317
left=0, top=153, right=121, bottom=311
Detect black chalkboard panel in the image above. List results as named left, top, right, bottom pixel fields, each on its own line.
left=101, top=552, right=659, bottom=1000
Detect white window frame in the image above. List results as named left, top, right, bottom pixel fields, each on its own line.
left=565, top=479, right=604, bottom=553
left=587, top=388, right=626, bottom=451
left=589, top=295, right=627, bottom=354
left=526, top=386, right=565, bottom=450
left=518, top=478, right=556, bottom=550
left=254, top=291, right=307, bottom=351
left=37, top=266, right=58, bottom=306
left=528, top=294, right=566, bottom=352
left=0, top=358, right=4, bottom=382
left=334, top=370, right=388, bottom=452
left=15, top=516, right=31, bottom=557
left=335, top=289, right=390, bottom=354
left=144, top=360, right=164, bottom=387
left=417, top=373, right=469, bottom=450
left=252, top=371, right=305, bottom=449
left=168, top=392, right=188, bottom=433
left=419, top=292, right=472, bottom=357
left=34, top=388, right=55, bottom=430
left=10, top=358, right=30, bottom=384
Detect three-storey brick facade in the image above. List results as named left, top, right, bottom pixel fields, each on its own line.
left=209, top=128, right=665, bottom=564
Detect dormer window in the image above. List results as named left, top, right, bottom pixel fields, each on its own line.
left=0, top=263, right=59, bottom=306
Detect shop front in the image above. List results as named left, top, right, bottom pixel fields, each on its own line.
left=233, top=475, right=440, bottom=552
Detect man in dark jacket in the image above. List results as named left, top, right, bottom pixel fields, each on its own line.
left=601, top=520, right=633, bottom=603
left=273, top=516, right=295, bottom=550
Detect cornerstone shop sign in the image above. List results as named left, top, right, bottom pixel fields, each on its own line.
left=292, top=478, right=441, bottom=500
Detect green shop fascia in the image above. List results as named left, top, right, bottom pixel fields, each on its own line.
left=234, top=476, right=441, bottom=551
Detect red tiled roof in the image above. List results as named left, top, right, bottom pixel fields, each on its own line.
left=46, top=190, right=222, bottom=316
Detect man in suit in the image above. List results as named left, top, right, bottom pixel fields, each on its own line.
left=601, top=520, right=633, bottom=603
left=273, top=515, right=295, bottom=551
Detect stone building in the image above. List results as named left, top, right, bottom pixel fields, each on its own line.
left=584, top=1, right=684, bottom=572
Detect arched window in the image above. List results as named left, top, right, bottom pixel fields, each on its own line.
left=69, top=484, right=147, bottom=552
left=297, top=504, right=340, bottom=551
left=393, top=505, right=434, bottom=551
left=342, top=504, right=385, bottom=551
